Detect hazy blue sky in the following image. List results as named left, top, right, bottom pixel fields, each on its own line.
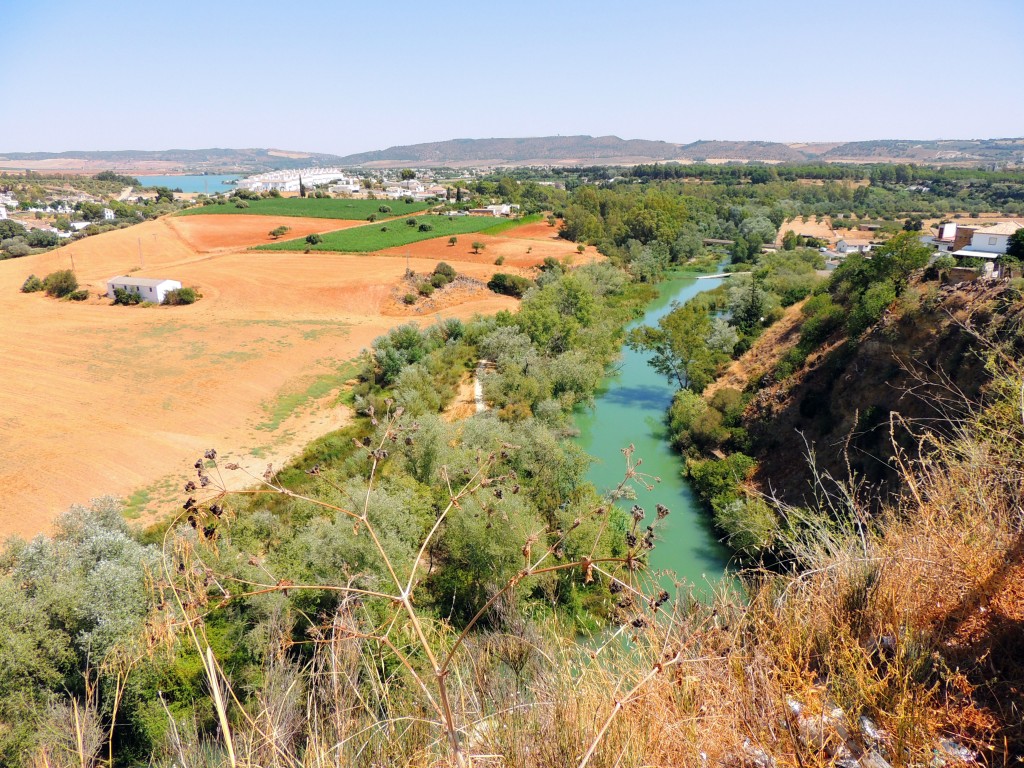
left=2, top=0, right=1022, bottom=154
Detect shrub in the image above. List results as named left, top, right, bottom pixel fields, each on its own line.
left=42, top=269, right=78, bottom=298
left=306, top=233, right=323, bottom=245
left=433, top=262, right=456, bottom=280
left=418, top=223, right=433, bottom=232
left=418, top=282, right=434, bottom=297
left=367, top=213, right=377, bottom=222
left=380, top=226, right=389, bottom=232
left=112, top=287, right=141, bottom=305
left=494, top=255, right=505, bottom=265
left=5, top=241, right=30, bottom=257
left=378, top=205, right=392, bottom=214
left=430, top=273, right=448, bottom=289
left=27, top=229, right=59, bottom=248
left=21, top=274, right=43, bottom=292
left=163, top=287, right=198, bottom=305
left=269, top=226, right=291, bottom=239
left=406, top=218, right=417, bottom=227
left=487, top=273, right=532, bottom=298
left=67, top=289, right=89, bottom=301
left=402, top=293, right=417, bottom=305
left=234, top=201, right=249, bottom=209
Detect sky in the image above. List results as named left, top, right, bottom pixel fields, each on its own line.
left=1, top=0, right=1023, bottom=155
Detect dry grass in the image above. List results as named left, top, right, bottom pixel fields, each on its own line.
left=135, top=355, right=1024, bottom=767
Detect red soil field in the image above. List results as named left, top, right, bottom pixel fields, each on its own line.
left=0, top=215, right=541, bottom=537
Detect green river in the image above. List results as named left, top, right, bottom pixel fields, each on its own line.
left=573, top=273, right=731, bottom=595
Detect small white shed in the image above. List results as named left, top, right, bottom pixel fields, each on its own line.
left=106, top=276, right=182, bottom=304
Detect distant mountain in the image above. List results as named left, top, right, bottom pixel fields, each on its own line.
left=336, top=136, right=689, bottom=167
left=3, top=137, right=1023, bottom=173
left=0, top=148, right=346, bottom=174
left=336, top=135, right=1024, bottom=168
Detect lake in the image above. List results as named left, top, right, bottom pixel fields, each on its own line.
left=136, top=174, right=242, bottom=194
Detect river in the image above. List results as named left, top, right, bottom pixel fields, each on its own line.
left=573, top=273, right=731, bottom=596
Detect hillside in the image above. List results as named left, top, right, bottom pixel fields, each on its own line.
left=334, top=134, right=1024, bottom=167
left=4, top=136, right=1024, bottom=173
left=739, top=277, right=1024, bottom=506
left=0, top=147, right=346, bottom=174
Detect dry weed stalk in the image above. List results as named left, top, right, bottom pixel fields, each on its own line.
left=158, top=408, right=681, bottom=767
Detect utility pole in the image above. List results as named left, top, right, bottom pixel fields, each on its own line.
left=69, top=252, right=75, bottom=273
left=138, top=237, right=144, bottom=269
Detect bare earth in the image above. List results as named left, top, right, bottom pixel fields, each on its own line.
left=0, top=215, right=559, bottom=537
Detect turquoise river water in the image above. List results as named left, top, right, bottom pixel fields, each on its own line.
left=573, top=273, right=732, bottom=595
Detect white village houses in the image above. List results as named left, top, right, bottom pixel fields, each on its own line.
left=106, top=276, right=182, bottom=304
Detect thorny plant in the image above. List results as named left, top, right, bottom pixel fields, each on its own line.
left=154, top=402, right=691, bottom=768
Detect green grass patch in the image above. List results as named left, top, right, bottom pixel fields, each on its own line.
left=123, top=488, right=151, bottom=519
left=477, top=212, right=543, bottom=235
left=255, top=214, right=514, bottom=253
left=177, top=197, right=431, bottom=220
left=257, top=361, right=361, bottom=431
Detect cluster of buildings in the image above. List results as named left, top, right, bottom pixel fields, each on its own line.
left=930, top=220, right=1024, bottom=272
left=236, top=168, right=360, bottom=194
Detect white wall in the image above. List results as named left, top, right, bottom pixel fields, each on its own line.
left=968, top=232, right=1010, bottom=254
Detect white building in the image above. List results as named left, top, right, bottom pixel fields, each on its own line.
left=236, top=167, right=352, bottom=193
left=106, top=276, right=182, bottom=304
left=103, top=208, right=115, bottom=220
left=836, top=238, right=873, bottom=255
left=962, top=221, right=1023, bottom=255
left=0, top=205, right=6, bottom=220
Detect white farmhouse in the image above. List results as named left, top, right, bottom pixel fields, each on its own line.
left=103, top=208, right=115, bottom=220
left=106, top=276, right=182, bottom=304
left=836, top=238, right=873, bottom=255
left=962, top=221, right=1023, bottom=255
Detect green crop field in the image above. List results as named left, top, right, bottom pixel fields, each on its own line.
left=254, top=215, right=510, bottom=253
left=177, top=197, right=431, bottom=220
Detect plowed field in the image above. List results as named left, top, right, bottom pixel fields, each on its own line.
left=0, top=216, right=562, bottom=536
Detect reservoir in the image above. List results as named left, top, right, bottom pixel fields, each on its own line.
left=574, top=273, right=731, bottom=595
left=136, top=174, right=242, bottom=194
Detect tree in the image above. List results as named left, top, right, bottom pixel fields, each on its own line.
left=0, top=220, right=27, bottom=240
left=472, top=241, right=485, bottom=254
left=627, top=301, right=716, bottom=391
left=305, top=233, right=323, bottom=245
left=782, top=230, right=798, bottom=251
left=869, top=230, right=931, bottom=295
left=448, top=236, right=458, bottom=246
left=299, top=176, right=306, bottom=198
left=1003, top=228, right=1024, bottom=276
left=269, top=226, right=291, bottom=239
left=400, top=169, right=416, bottom=181
left=42, top=269, right=78, bottom=298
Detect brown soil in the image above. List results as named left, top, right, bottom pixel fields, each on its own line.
left=0, top=215, right=532, bottom=537
left=166, top=214, right=357, bottom=252
left=443, top=373, right=478, bottom=422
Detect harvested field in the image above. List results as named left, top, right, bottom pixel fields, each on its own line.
left=166, top=214, right=359, bottom=252
left=0, top=216, right=530, bottom=537
left=177, top=198, right=431, bottom=219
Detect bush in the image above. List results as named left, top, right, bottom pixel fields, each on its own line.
left=67, top=289, right=89, bottom=301
left=367, top=213, right=377, bottom=222
left=378, top=205, right=392, bottom=214
left=27, top=229, right=59, bottom=248
left=430, top=273, right=448, bottom=289
left=163, top=287, right=198, bottom=305
left=494, top=255, right=505, bottom=265
left=5, top=241, right=30, bottom=257
left=269, top=226, right=291, bottom=239
left=433, top=262, right=456, bottom=280
left=20, top=274, right=43, bottom=292
left=112, top=287, right=142, bottom=305
left=403, top=293, right=417, bottom=305
left=487, top=273, right=533, bottom=298
left=306, top=233, right=323, bottom=245
left=406, top=218, right=417, bottom=227
left=418, top=282, right=435, bottom=297
left=234, top=201, right=249, bottom=209
left=42, top=269, right=78, bottom=298
left=418, top=223, right=433, bottom=232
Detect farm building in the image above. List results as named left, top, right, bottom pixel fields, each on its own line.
left=106, top=276, right=182, bottom=304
